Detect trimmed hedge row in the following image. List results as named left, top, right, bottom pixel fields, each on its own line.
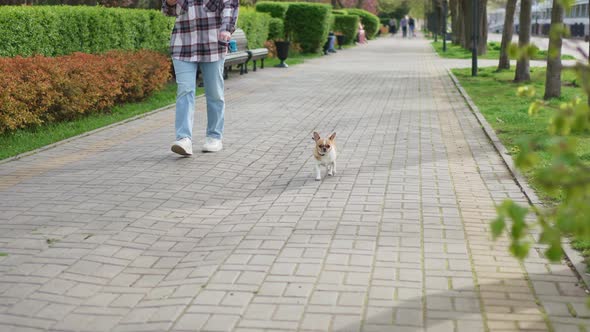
left=237, top=7, right=271, bottom=49
left=257, top=2, right=332, bottom=53
left=268, top=17, right=285, bottom=41
left=284, top=3, right=332, bottom=53
left=332, top=14, right=359, bottom=46
left=0, top=6, right=174, bottom=57
left=345, top=8, right=380, bottom=40
left=256, top=3, right=378, bottom=51
left=255, top=1, right=289, bottom=19
left=0, top=50, right=171, bottom=133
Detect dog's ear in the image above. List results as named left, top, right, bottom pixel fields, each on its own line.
left=328, top=132, right=336, bottom=141
left=313, top=132, right=321, bottom=141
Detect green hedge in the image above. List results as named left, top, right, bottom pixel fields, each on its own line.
left=255, top=1, right=289, bottom=19
left=0, top=6, right=174, bottom=57
left=332, top=14, right=359, bottom=46
left=332, top=9, right=348, bottom=15
left=268, top=17, right=285, bottom=40
left=285, top=3, right=332, bottom=53
left=345, top=8, right=380, bottom=40
left=237, top=7, right=271, bottom=49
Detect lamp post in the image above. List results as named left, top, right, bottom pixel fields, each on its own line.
left=471, top=0, right=478, bottom=76
left=442, top=0, right=448, bottom=52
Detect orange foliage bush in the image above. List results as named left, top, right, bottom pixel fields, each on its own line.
left=0, top=50, right=171, bottom=133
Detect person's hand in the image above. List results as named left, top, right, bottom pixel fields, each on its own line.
left=166, top=0, right=177, bottom=6
left=219, top=31, right=231, bottom=42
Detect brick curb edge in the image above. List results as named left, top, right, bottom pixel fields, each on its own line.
left=0, top=100, right=190, bottom=166
left=447, top=68, right=590, bottom=290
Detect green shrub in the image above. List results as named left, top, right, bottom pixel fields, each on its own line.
left=332, top=9, right=348, bottom=15
left=0, top=6, right=174, bottom=57
left=0, top=50, right=170, bottom=133
left=345, top=8, right=380, bottom=40
left=255, top=1, right=289, bottom=19
left=332, top=14, right=359, bottom=46
left=237, top=7, right=271, bottom=49
left=268, top=17, right=285, bottom=40
left=285, top=2, right=332, bottom=53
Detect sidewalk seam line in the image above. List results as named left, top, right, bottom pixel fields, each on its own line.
left=0, top=100, right=186, bottom=166
left=434, top=69, right=489, bottom=332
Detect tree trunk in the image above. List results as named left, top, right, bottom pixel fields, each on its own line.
left=331, top=0, right=345, bottom=8
left=477, top=0, right=488, bottom=55
left=544, top=0, right=564, bottom=99
left=460, top=0, right=472, bottom=49
left=459, top=0, right=487, bottom=55
left=498, top=0, right=517, bottom=70
left=456, top=0, right=465, bottom=45
left=515, top=0, right=532, bottom=82
left=450, top=0, right=460, bottom=44
left=436, top=3, right=443, bottom=38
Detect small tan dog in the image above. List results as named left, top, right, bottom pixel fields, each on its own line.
left=312, top=132, right=337, bottom=181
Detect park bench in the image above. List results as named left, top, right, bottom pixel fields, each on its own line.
left=224, top=28, right=269, bottom=77
left=249, top=48, right=268, bottom=71
left=196, top=28, right=268, bottom=83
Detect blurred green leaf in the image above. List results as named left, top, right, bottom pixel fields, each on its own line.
left=528, top=101, right=543, bottom=116
left=557, top=0, right=575, bottom=11
left=510, top=241, right=531, bottom=259
left=526, top=44, right=539, bottom=59
left=508, top=204, right=529, bottom=239
left=491, top=216, right=506, bottom=239
left=545, top=244, right=563, bottom=261
left=517, top=85, right=536, bottom=97
left=549, top=114, right=571, bottom=136
left=514, top=140, right=540, bottom=170
left=508, top=43, right=520, bottom=59
left=549, top=23, right=567, bottom=40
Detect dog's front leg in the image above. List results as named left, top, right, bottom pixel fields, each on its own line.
left=327, top=163, right=333, bottom=176
left=315, top=163, right=321, bottom=181
left=331, top=161, right=336, bottom=176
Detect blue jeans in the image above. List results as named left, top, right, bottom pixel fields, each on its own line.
left=172, top=58, right=225, bottom=141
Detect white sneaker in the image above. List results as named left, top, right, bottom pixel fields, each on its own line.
left=202, top=137, right=222, bottom=152
left=171, top=137, right=193, bottom=156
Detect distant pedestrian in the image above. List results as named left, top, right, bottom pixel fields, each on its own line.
left=357, top=22, right=367, bottom=44
left=400, top=16, right=407, bottom=38
left=409, top=16, right=415, bottom=38
left=388, top=18, right=397, bottom=36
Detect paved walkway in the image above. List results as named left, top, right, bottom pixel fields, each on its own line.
left=0, top=37, right=589, bottom=332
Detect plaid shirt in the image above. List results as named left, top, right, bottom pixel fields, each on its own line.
left=162, top=0, right=239, bottom=62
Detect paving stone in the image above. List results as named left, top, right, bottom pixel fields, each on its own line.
left=173, top=313, right=209, bottom=331
left=202, top=314, right=240, bottom=332
left=300, top=313, right=331, bottom=331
